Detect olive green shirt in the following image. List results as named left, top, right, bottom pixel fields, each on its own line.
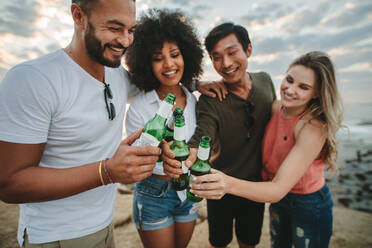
left=188, top=72, right=276, bottom=180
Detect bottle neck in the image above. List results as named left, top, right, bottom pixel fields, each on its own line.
left=157, top=100, right=173, bottom=118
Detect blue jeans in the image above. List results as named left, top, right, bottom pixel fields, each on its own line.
left=269, top=184, right=333, bottom=248
left=132, top=176, right=198, bottom=231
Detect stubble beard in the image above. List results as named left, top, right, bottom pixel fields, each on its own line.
left=85, top=22, right=126, bottom=68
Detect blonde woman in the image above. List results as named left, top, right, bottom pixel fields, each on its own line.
left=190, top=51, right=344, bottom=248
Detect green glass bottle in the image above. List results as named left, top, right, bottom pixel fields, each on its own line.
left=133, top=93, right=175, bottom=146
left=187, top=136, right=211, bottom=202
left=164, top=107, right=183, bottom=142
left=170, top=114, right=190, bottom=191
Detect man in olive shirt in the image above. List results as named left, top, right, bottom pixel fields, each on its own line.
left=163, top=23, right=276, bottom=248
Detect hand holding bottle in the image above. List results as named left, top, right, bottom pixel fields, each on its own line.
left=161, top=143, right=197, bottom=178
left=132, top=93, right=175, bottom=147
left=169, top=115, right=190, bottom=191
left=189, top=168, right=231, bottom=200
left=187, top=136, right=212, bottom=202
left=105, top=129, right=161, bottom=184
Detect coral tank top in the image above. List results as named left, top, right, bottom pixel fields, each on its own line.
left=261, top=106, right=325, bottom=194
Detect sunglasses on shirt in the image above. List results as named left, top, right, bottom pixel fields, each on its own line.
left=103, top=82, right=116, bottom=120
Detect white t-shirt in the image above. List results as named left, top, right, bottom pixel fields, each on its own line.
left=0, top=49, right=138, bottom=245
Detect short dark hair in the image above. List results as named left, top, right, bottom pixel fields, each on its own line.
left=205, top=22, right=251, bottom=54
left=125, top=9, right=203, bottom=92
left=71, top=0, right=100, bottom=16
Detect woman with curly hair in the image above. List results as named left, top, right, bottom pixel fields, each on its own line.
left=190, top=51, right=344, bottom=248
left=125, top=9, right=203, bottom=248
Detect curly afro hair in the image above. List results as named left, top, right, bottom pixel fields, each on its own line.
left=125, top=9, right=203, bottom=92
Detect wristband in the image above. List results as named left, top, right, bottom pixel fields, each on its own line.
left=98, top=161, right=105, bottom=185
left=103, top=159, right=114, bottom=184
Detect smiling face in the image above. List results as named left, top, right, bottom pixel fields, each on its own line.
left=209, top=33, right=251, bottom=84
left=151, top=41, right=184, bottom=87
left=280, top=64, right=318, bottom=112
left=83, top=0, right=136, bottom=67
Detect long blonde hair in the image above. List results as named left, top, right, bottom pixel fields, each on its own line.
left=289, top=51, right=344, bottom=172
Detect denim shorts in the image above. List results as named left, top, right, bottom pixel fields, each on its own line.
left=132, top=176, right=199, bottom=231
left=269, top=184, right=333, bottom=248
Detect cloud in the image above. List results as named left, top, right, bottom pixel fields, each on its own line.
left=332, top=46, right=372, bottom=70
left=314, top=23, right=372, bottom=50
left=0, top=0, right=40, bottom=37
left=46, top=43, right=62, bottom=53
left=239, top=2, right=286, bottom=27
left=339, top=71, right=372, bottom=90
left=275, top=6, right=295, bottom=19
left=339, top=63, right=372, bottom=73
left=262, top=22, right=372, bottom=55
left=0, top=67, right=8, bottom=82
left=239, top=13, right=271, bottom=27
left=252, top=37, right=288, bottom=55
left=252, top=2, right=282, bottom=13
left=169, top=0, right=193, bottom=6
left=187, top=4, right=209, bottom=22
left=321, top=2, right=372, bottom=28
left=0, top=18, right=35, bottom=37
left=280, top=8, right=324, bottom=33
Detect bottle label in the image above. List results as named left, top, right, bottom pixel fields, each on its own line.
left=174, top=126, right=185, bottom=141
left=197, top=147, right=210, bottom=161
left=181, top=161, right=189, bottom=174
left=157, top=102, right=173, bottom=118
left=132, top=132, right=160, bottom=147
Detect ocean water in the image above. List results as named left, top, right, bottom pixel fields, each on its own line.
left=338, top=103, right=372, bottom=151
left=330, top=103, right=372, bottom=213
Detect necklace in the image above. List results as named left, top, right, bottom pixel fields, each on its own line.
left=157, top=85, right=184, bottom=100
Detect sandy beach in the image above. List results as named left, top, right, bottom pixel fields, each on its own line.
left=1, top=190, right=372, bottom=248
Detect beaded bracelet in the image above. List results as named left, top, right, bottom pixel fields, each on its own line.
left=103, top=159, right=114, bottom=184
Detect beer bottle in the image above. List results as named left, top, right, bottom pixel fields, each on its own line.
left=133, top=93, right=175, bottom=146
left=164, top=107, right=183, bottom=142
left=187, top=136, right=211, bottom=202
left=170, top=114, right=190, bottom=191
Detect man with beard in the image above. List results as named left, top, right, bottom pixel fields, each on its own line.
left=0, top=1, right=160, bottom=247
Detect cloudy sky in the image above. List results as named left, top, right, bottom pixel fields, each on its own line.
left=0, top=0, right=371, bottom=105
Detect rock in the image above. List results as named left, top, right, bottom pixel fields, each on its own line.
left=338, top=198, right=352, bottom=207
left=355, top=173, right=367, bottom=181
left=362, top=183, right=372, bottom=193
left=330, top=187, right=349, bottom=194
left=340, top=174, right=351, bottom=180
